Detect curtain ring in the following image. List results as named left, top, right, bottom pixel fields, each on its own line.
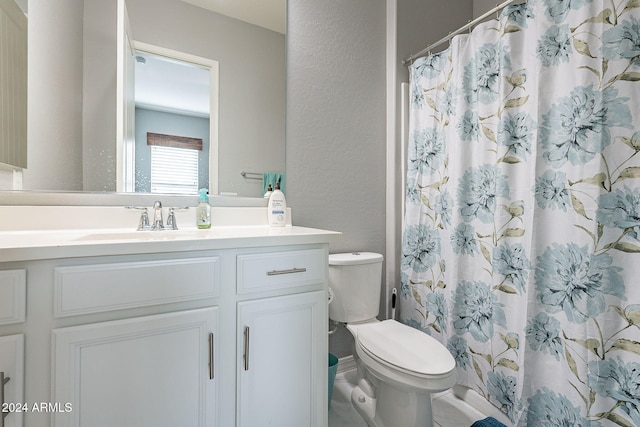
left=496, top=3, right=500, bottom=20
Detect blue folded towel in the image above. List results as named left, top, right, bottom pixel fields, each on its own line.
left=262, top=172, right=285, bottom=195
left=471, top=417, right=507, bottom=427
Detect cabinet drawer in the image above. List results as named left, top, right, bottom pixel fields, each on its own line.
left=54, top=257, right=220, bottom=317
left=237, top=249, right=326, bottom=294
left=0, top=269, right=26, bottom=325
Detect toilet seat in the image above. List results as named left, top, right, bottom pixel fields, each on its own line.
left=348, top=320, right=457, bottom=391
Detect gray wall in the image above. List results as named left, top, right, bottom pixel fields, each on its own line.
left=287, top=0, right=387, bottom=251
left=474, top=0, right=500, bottom=18
left=288, top=0, right=473, bottom=357
left=287, top=0, right=387, bottom=357
left=23, top=0, right=84, bottom=191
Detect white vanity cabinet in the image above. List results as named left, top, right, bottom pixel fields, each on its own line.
left=0, top=269, right=26, bottom=427
left=0, top=334, right=25, bottom=427
left=235, top=248, right=328, bottom=427
left=40, top=253, right=222, bottom=427
left=0, top=230, right=335, bottom=427
left=237, top=291, right=326, bottom=427
left=52, top=308, right=219, bottom=426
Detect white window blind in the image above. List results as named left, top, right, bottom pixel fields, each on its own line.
left=150, top=146, right=199, bottom=194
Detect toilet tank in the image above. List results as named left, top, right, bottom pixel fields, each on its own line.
left=328, top=252, right=384, bottom=323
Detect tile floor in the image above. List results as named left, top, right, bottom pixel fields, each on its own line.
left=329, top=369, right=489, bottom=427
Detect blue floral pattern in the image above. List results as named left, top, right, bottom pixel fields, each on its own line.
left=602, top=16, right=640, bottom=66
left=402, top=1, right=640, bottom=425
left=487, top=371, right=523, bottom=421
left=541, top=85, right=632, bottom=167
left=597, top=186, right=640, bottom=240
left=457, top=164, right=510, bottom=223
left=534, top=169, right=570, bottom=210
left=537, top=25, right=572, bottom=66
left=402, top=224, right=441, bottom=273
left=528, top=388, right=598, bottom=426
left=453, top=281, right=506, bottom=342
left=535, top=243, right=624, bottom=323
left=525, top=312, right=564, bottom=360
left=588, top=357, right=640, bottom=425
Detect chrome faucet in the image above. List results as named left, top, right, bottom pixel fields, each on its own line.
left=128, top=202, right=188, bottom=231
left=152, top=200, right=164, bottom=230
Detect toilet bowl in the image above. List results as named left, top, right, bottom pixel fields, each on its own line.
left=328, top=252, right=456, bottom=427
left=347, top=320, right=456, bottom=427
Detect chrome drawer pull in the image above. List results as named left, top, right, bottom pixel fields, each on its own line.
left=243, top=326, right=250, bottom=371
left=208, top=333, right=215, bottom=380
left=267, top=267, right=307, bottom=276
left=1, top=371, right=10, bottom=427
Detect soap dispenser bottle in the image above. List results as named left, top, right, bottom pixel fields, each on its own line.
left=197, top=188, right=211, bottom=229
left=264, top=184, right=273, bottom=198
left=268, top=181, right=286, bottom=226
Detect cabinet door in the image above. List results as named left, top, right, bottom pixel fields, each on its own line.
left=237, top=291, right=327, bottom=427
left=52, top=308, right=218, bottom=427
left=0, top=334, right=24, bottom=427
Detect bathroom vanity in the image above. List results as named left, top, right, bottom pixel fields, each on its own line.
left=0, top=205, right=340, bottom=427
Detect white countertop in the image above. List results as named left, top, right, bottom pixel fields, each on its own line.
left=0, top=226, right=341, bottom=262
left=0, top=205, right=341, bottom=262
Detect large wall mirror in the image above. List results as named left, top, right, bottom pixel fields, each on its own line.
left=8, top=0, right=285, bottom=198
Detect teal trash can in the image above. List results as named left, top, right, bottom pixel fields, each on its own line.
left=328, top=353, right=339, bottom=408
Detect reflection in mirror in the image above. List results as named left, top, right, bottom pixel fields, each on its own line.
left=0, top=0, right=27, bottom=171
left=129, top=45, right=218, bottom=195
left=13, top=0, right=285, bottom=198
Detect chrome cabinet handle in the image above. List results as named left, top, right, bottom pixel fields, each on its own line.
left=243, top=326, right=250, bottom=371
left=1, top=371, right=10, bottom=427
left=208, top=333, right=215, bottom=380
left=267, top=267, right=307, bottom=276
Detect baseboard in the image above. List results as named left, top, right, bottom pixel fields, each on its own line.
left=337, top=355, right=356, bottom=374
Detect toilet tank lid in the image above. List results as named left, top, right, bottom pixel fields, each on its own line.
left=329, top=252, right=384, bottom=265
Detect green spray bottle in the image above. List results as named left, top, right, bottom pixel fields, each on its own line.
left=197, top=188, right=211, bottom=229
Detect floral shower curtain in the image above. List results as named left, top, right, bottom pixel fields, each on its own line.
left=400, top=0, right=640, bottom=425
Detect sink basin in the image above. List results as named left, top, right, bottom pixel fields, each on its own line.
left=73, top=229, right=213, bottom=242
left=70, top=226, right=282, bottom=243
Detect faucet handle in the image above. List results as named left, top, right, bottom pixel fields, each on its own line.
left=126, top=206, right=151, bottom=231
left=165, top=207, right=189, bottom=230
left=166, top=208, right=178, bottom=230
left=139, top=208, right=150, bottom=230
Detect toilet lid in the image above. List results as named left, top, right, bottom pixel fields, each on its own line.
left=356, top=320, right=455, bottom=376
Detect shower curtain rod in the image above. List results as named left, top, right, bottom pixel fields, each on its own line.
left=402, top=0, right=519, bottom=65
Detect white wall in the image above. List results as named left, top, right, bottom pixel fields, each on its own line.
left=0, top=168, right=21, bottom=189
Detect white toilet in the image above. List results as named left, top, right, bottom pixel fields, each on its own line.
left=329, top=252, right=456, bottom=427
